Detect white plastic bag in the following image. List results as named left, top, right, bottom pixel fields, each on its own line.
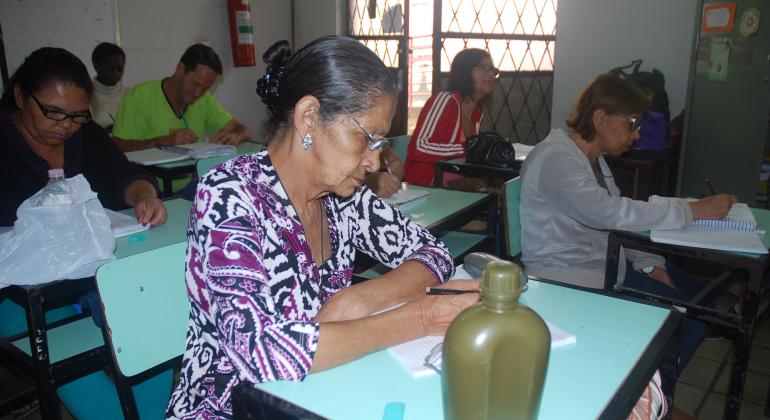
left=0, top=175, right=116, bottom=287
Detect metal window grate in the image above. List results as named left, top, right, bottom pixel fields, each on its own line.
left=348, top=0, right=557, bottom=143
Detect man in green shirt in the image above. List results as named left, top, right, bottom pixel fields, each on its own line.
left=113, top=44, right=250, bottom=151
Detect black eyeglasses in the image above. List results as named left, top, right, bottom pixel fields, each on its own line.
left=30, top=94, right=92, bottom=124
left=341, top=107, right=390, bottom=151
left=475, top=64, right=500, bottom=77
left=618, top=114, right=643, bottom=132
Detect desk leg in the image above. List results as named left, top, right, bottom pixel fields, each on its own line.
left=486, top=198, right=500, bottom=256
left=724, top=283, right=759, bottom=420
left=162, top=177, right=174, bottom=198
left=25, top=291, right=60, bottom=420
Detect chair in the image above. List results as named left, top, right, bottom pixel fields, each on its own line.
left=196, top=155, right=237, bottom=177
left=389, top=134, right=410, bottom=161
left=503, top=176, right=523, bottom=258
left=96, top=242, right=190, bottom=418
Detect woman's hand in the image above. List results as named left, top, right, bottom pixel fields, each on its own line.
left=417, top=279, right=480, bottom=336
left=366, top=172, right=401, bottom=197
left=689, top=194, right=738, bottom=220
left=646, top=266, right=678, bottom=290
left=134, top=196, right=167, bottom=226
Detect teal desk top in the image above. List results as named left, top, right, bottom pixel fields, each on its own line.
left=254, top=280, right=675, bottom=420
left=115, top=198, right=191, bottom=259
left=156, top=141, right=263, bottom=169
left=391, top=185, right=491, bottom=231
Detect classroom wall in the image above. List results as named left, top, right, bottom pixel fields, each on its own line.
left=292, top=0, right=344, bottom=49
left=0, top=0, right=117, bottom=77
left=118, top=0, right=292, bottom=141
left=0, top=0, right=293, bottom=141
left=551, top=0, right=699, bottom=129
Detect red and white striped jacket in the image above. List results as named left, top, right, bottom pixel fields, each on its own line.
left=404, top=91, right=483, bottom=186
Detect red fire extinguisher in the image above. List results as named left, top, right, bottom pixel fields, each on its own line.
left=227, top=0, right=256, bottom=67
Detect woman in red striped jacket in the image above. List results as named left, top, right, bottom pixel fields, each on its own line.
left=404, top=49, right=497, bottom=186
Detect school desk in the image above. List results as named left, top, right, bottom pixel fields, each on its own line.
left=605, top=207, right=770, bottom=420
left=232, top=279, right=682, bottom=419
left=432, top=157, right=521, bottom=187
left=139, top=141, right=263, bottom=197
left=0, top=198, right=192, bottom=419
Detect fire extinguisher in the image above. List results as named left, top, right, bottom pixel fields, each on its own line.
left=227, top=0, right=256, bottom=67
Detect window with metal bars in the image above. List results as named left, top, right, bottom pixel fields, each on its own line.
left=348, top=0, right=557, bottom=144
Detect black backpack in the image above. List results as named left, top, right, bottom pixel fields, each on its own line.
left=465, top=132, right=514, bottom=168
left=609, top=60, right=670, bottom=121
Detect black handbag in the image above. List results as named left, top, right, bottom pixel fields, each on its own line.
left=465, top=132, right=514, bottom=168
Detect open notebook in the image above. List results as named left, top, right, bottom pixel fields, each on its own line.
left=386, top=265, right=576, bottom=378
left=125, top=142, right=237, bottom=165
left=648, top=196, right=767, bottom=254
left=382, top=189, right=429, bottom=206
left=103, top=209, right=150, bottom=238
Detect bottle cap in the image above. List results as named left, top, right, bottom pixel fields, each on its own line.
left=480, top=260, right=524, bottom=300
left=48, top=168, right=64, bottom=177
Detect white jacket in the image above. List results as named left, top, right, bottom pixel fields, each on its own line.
left=520, top=129, right=693, bottom=289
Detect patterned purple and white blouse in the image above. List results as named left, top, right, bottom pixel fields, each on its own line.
left=166, top=151, right=453, bottom=419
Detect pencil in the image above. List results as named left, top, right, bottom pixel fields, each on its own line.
left=426, top=287, right=478, bottom=295
left=705, top=177, right=717, bottom=196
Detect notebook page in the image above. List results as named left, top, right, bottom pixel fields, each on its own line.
left=651, top=225, right=767, bottom=254
left=104, top=208, right=150, bottom=238
left=124, top=148, right=189, bottom=165
left=382, top=189, right=429, bottom=206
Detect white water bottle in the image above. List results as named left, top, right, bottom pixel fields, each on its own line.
left=36, top=169, right=73, bottom=207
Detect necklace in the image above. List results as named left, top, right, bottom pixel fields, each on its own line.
left=318, top=199, right=325, bottom=264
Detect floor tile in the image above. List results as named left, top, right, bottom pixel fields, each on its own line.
left=696, top=391, right=727, bottom=420
left=715, top=369, right=770, bottom=405
left=749, top=346, right=770, bottom=375
left=695, top=338, right=732, bottom=362
left=755, top=328, right=770, bottom=349
left=679, top=356, right=721, bottom=388
left=738, top=400, right=770, bottom=420
left=673, top=382, right=705, bottom=416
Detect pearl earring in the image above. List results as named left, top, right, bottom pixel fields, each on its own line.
left=301, top=133, right=313, bottom=150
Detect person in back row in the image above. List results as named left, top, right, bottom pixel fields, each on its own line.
left=519, top=73, right=736, bottom=393
left=404, top=48, right=497, bottom=188
left=0, top=47, right=166, bottom=227
left=90, top=42, right=127, bottom=131
left=112, top=43, right=251, bottom=151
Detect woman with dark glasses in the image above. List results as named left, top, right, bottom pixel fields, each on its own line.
left=0, top=47, right=165, bottom=227
left=519, top=73, right=735, bottom=394
left=166, top=37, right=478, bottom=419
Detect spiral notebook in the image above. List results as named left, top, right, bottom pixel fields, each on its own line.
left=648, top=196, right=767, bottom=254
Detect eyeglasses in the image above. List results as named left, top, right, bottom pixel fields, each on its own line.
left=423, top=342, right=443, bottom=375
left=341, top=107, right=390, bottom=151
left=617, top=114, right=643, bottom=132
left=475, top=64, right=500, bottom=77
left=30, top=93, right=92, bottom=125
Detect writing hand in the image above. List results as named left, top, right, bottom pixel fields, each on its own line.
left=134, top=197, right=167, bottom=226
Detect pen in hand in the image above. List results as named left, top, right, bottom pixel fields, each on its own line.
left=705, top=177, right=716, bottom=196
left=426, top=287, right=479, bottom=295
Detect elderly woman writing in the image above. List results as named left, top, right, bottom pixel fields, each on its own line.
left=520, top=74, right=736, bottom=394
left=166, top=36, right=478, bottom=419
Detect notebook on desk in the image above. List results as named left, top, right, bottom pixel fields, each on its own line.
left=387, top=265, right=576, bottom=378
left=125, top=142, right=237, bottom=165
left=124, top=148, right=189, bottom=165
left=649, top=196, right=767, bottom=254
left=382, top=189, right=429, bottom=206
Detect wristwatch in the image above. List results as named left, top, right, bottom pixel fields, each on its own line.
left=641, top=265, right=655, bottom=275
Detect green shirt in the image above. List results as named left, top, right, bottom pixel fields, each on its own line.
left=112, top=79, right=233, bottom=142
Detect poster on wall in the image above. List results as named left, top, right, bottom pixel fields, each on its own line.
left=708, top=37, right=731, bottom=81
left=701, top=3, right=736, bottom=33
